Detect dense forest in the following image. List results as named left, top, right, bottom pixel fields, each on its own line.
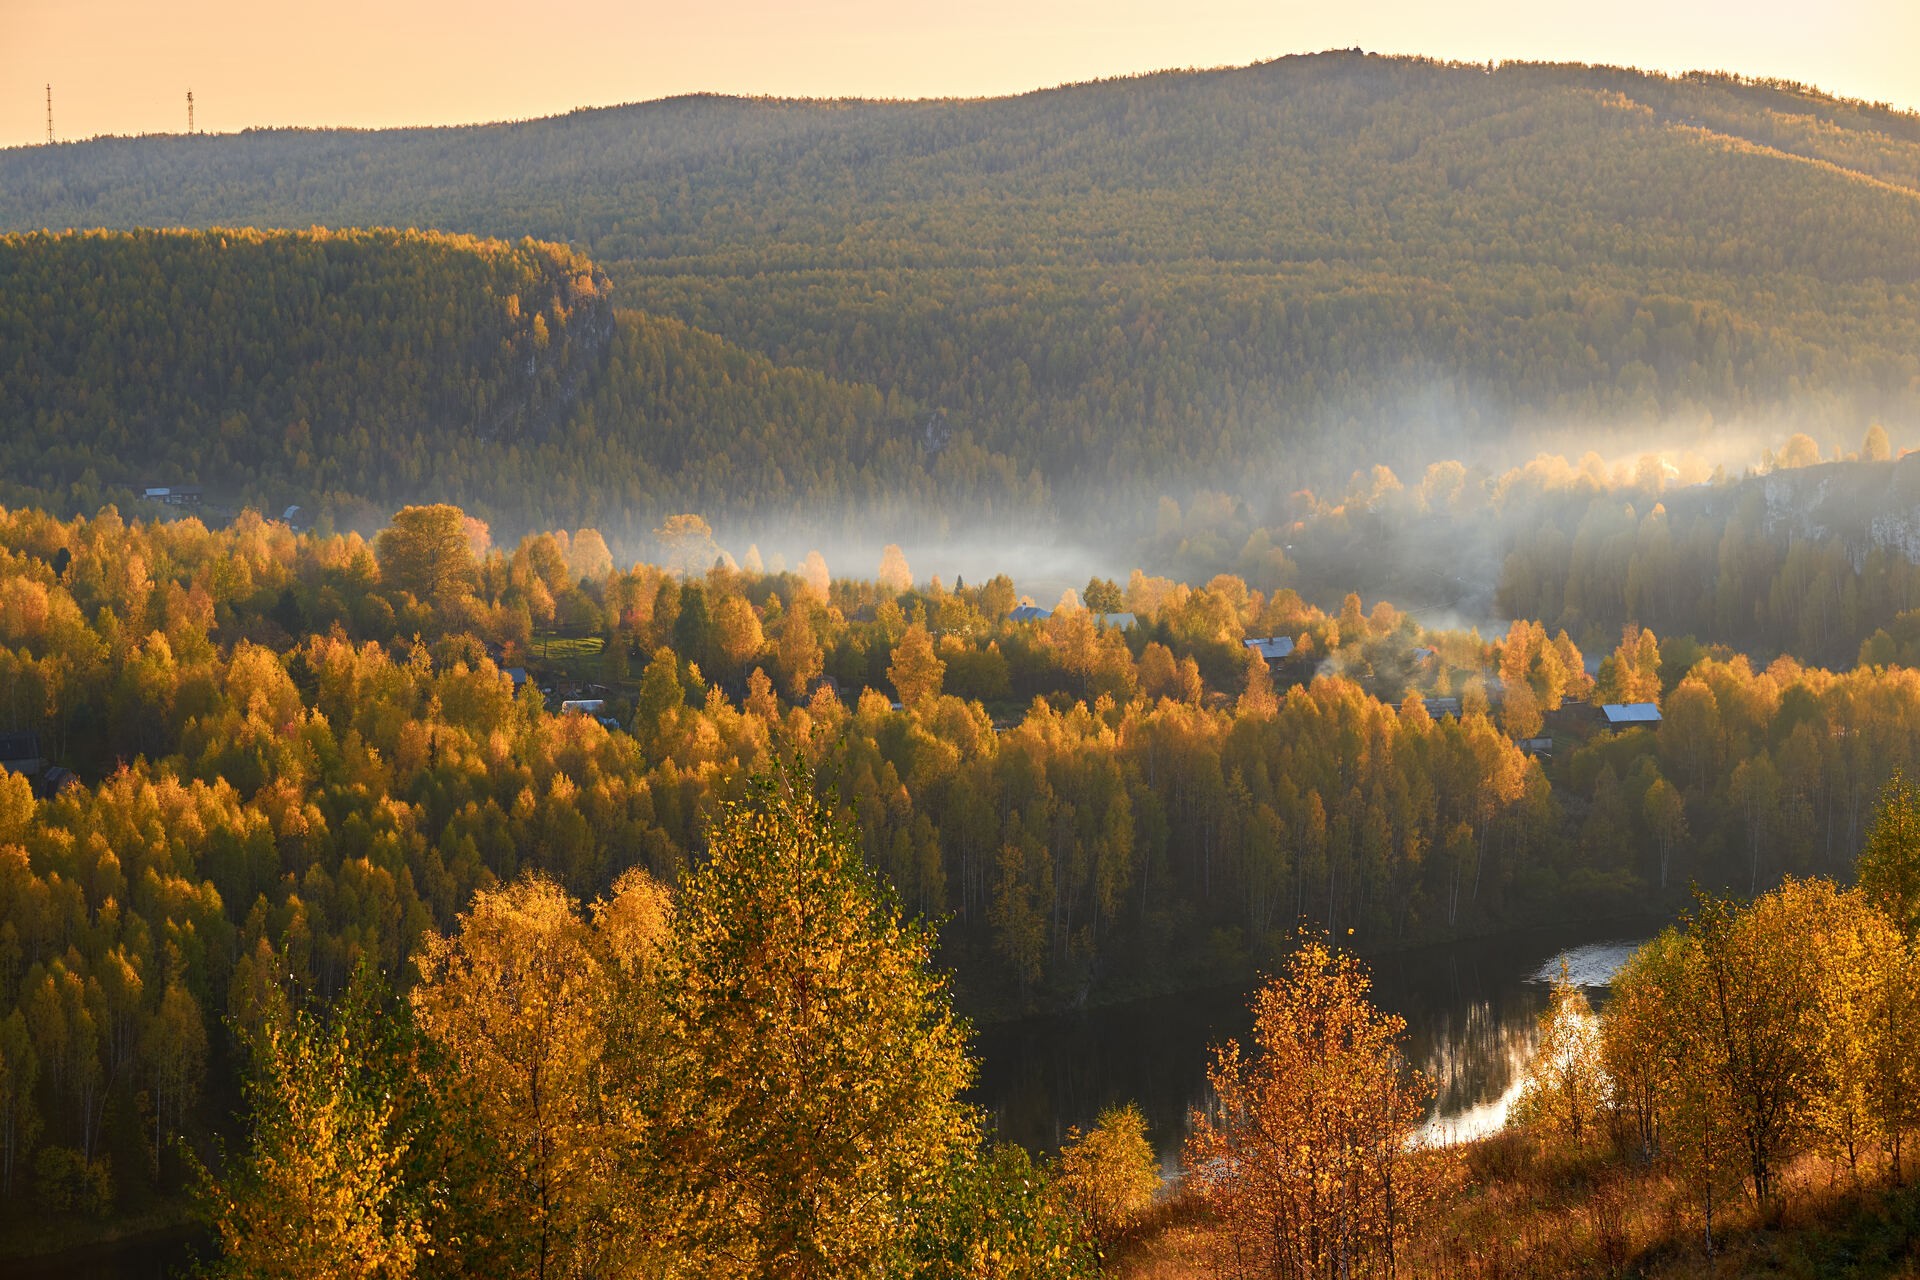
left=8, top=45, right=1920, bottom=1278
left=0, top=229, right=1016, bottom=541
left=5, top=501, right=1920, bottom=1249
left=5, top=54, right=1920, bottom=519
left=1144, top=444, right=1920, bottom=668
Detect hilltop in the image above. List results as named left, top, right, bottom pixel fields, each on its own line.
left=0, top=228, right=984, bottom=542
left=4, top=53, right=1920, bottom=534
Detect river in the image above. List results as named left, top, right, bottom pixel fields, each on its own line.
left=17, top=925, right=1645, bottom=1277
left=969, top=926, right=1647, bottom=1175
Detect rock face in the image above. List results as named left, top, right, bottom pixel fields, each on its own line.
left=1673, top=457, right=1920, bottom=571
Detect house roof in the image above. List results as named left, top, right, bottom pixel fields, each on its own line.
left=1602, top=702, right=1662, bottom=724
left=1008, top=605, right=1052, bottom=622
left=560, top=699, right=606, bottom=715
left=1243, top=636, right=1296, bottom=660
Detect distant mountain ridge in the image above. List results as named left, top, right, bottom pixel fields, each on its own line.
left=3, top=53, right=1919, bottom=531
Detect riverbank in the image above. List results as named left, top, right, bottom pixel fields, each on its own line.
left=9, top=914, right=1670, bottom=1278
left=1, top=1203, right=204, bottom=1279
left=970, top=920, right=1658, bottom=1173
left=954, top=904, right=1677, bottom=1028
left=1114, top=1138, right=1920, bottom=1279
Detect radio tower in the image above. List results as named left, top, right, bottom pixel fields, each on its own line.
left=187, top=90, right=194, bottom=135
left=45, top=84, right=53, bottom=144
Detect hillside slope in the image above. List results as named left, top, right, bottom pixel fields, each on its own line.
left=0, top=229, right=978, bottom=541
left=4, top=53, right=1920, bottom=510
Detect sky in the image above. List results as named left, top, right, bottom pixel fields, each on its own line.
left=7, top=0, right=1917, bottom=149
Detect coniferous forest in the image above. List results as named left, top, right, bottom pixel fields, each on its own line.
left=4, top=45, right=1920, bottom=1280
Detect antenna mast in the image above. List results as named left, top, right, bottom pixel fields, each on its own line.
left=45, top=84, right=53, bottom=144
left=187, top=89, right=194, bottom=135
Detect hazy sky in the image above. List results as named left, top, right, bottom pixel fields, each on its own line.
left=8, top=0, right=1916, bottom=149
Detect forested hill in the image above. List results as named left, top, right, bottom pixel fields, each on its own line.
left=0, top=229, right=989, bottom=542
left=6, top=54, right=1920, bottom=527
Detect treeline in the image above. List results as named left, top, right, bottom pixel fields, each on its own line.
left=4, top=503, right=1920, bottom=1228
left=6, top=54, right=1920, bottom=505
left=1128, top=781, right=1920, bottom=1279
left=1498, top=452, right=1920, bottom=668
left=1144, top=444, right=1920, bottom=672
left=0, top=228, right=610, bottom=516
left=0, top=230, right=1024, bottom=542
left=1436, top=789, right=1920, bottom=1274
left=199, top=779, right=1114, bottom=1280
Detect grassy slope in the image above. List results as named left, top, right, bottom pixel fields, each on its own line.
left=1114, top=1140, right=1920, bottom=1279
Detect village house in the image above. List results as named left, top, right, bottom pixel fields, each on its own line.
left=1243, top=636, right=1297, bottom=665
left=141, top=484, right=204, bottom=507
left=1600, top=702, right=1662, bottom=729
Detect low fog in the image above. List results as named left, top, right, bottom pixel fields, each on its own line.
left=677, top=402, right=1913, bottom=638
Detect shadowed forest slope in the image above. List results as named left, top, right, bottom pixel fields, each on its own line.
left=0, top=229, right=994, bottom=540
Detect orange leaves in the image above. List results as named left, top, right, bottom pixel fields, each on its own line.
left=1185, top=938, right=1435, bottom=1279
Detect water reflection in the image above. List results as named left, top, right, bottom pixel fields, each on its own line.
left=969, top=927, right=1646, bottom=1170
left=25, top=931, right=1647, bottom=1278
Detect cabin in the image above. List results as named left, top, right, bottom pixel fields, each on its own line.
left=37, top=766, right=80, bottom=798
left=1243, top=636, right=1297, bottom=664
left=0, top=731, right=45, bottom=776
left=559, top=699, right=607, bottom=717
left=1514, top=736, right=1554, bottom=757
left=503, top=667, right=530, bottom=692
left=1422, top=697, right=1462, bottom=720
left=1600, top=702, right=1662, bottom=729
left=141, top=485, right=203, bottom=507
left=1008, top=605, right=1052, bottom=623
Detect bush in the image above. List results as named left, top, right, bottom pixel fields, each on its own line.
left=34, top=1146, right=114, bottom=1216
left=912, top=1143, right=1097, bottom=1279
left=1055, top=1103, right=1160, bottom=1247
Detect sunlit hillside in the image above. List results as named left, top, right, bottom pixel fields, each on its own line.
left=5, top=53, right=1920, bottom=504
left=0, top=228, right=992, bottom=540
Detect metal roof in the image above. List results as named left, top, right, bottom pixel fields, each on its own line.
left=1601, top=702, right=1662, bottom=724
left=1243, top=636, right=1296, bottom=660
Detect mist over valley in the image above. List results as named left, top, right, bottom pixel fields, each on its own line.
left=7, top=40, right=1920, bottom=1280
